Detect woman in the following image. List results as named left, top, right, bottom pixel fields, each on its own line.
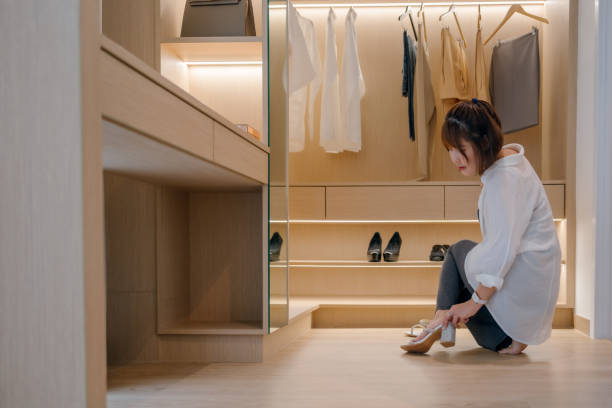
left=401, top=99, right=561, bottom=355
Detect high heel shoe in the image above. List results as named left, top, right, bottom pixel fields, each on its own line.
left=400, top=323, right=456, bottom=353
left=269, top=232, right=283, bottom=262
left=383, top=232, right=402, bottom=262
left=367, top=232, right=382, bottom=262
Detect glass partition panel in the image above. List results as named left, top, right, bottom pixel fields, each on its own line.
left=268, top=0, right=288, bottom=331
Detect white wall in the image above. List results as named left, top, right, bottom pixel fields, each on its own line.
left=0, top=1, right=88, bottom=406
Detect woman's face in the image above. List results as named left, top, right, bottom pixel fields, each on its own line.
left=448, top=139, right=478, bottom=176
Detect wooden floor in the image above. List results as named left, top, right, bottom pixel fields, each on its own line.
left=108, top=329, right=612, bottom=407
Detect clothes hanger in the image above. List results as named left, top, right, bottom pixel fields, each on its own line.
left=439, top=3, right=466, bottom=48
left=417, top=1, right=427, bottom=43
left=398, top=5, right=418, bottom=41
left=484, top=4, right=549, bottom=46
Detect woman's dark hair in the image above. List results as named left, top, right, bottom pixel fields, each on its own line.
left=441, top=99, right=504, bottom=175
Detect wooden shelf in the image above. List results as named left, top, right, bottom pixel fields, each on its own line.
left=162, top=38, right=262, bottom=63
left=270, top=260, right=443, bottom=268
left=158, top=320, right=264, bottom=335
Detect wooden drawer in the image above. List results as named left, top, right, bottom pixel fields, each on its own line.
left=289, top=187, right=325, bottom=219
left=326, top=186, right=444, bottom=220
left=445, top=186, right=481, bottom=220
left=544, top=184, right=565, bottom=218
left=100, top=51, right=214, bottom=161
left=269, top=187, right=287, bottom=220
left=270, top=187, right=326, bottom=220
left=445, top=184, right=565, bottom=220
left=213, top=122, right=267, bottom=184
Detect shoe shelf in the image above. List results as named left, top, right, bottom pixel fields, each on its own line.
left=161, top=37, right=263, bottom=64
left=271, top=260, right=443, bottom=268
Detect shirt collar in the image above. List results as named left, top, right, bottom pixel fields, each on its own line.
left=481, top=143, right=524, bottom=182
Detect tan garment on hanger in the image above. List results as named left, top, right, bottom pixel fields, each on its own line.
left=474, top=28, right=490, bottom=102
left=414, top=22, right=436, bottom=180
left=439, top=26, right=470, bottom=113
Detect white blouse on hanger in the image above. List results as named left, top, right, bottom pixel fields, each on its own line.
left=320, top=8, right=343, bottom=153
left=339, top=7, right=365, bottom=152
left=284, top=0, right=320, bottom=152
left=464, top=143, right=562, bottom=345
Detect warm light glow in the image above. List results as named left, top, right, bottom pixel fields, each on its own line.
left=185, top=61, right=263, bottom=66
left=270, top=218, right=565, bottom=223
left=269, top=1, right=545, bottom=9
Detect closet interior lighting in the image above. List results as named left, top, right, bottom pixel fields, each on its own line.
left=185, top=61, right=263, bottom=66
left=268, top=1, right=545, bottom=9
left=269, top=218, right=565, bottom=223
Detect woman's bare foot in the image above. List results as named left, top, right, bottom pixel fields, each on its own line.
left=410, top=310, right=450, bottom=343
left=498, top=340, right=528, bottom=354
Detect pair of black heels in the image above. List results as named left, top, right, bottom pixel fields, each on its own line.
left=367, top=232, right=402, bottom=262
left=429, top=244, right=450, bottom=261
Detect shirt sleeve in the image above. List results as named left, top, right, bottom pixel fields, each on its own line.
left=465, top=169, right=534, bottom=290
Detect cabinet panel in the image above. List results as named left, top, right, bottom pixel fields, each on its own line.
left=445, top=186, right=481, bottom=220
left=290, top=187, right=325, bottom=219
left=100, top=51, right=214, bottom=161
left=544, top=185, right=565, bottom=218
left=326, top=186, right=444, bottom=220
left=214, top=122, right=268, bottom=184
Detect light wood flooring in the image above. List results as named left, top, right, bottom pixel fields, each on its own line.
left=108, top=328, right=612, bottom=407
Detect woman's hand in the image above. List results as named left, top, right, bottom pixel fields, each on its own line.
left=443, top=299, right=483, bottom=328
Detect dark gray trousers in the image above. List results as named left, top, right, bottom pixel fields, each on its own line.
left=436, top=239, right=513, bottom=351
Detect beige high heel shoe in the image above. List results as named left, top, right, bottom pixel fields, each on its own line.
left=400, top=323, right=456, bottom=353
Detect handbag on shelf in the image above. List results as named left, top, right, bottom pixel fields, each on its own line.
left=181, top=0, right=256, bottom=37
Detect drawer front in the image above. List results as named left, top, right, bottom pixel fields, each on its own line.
left=544, top=185, right=565, bottom=219
left=445, top=186, right=482, bottom=220
left=213, top=122, right=268, bottom=184
left=100, top=51, right=213, bottom=161
left=290, top=187, right=325, bottom=220
left=269, top=186, right=287, bottom=219
left=326, top=186, right=445, bottom=220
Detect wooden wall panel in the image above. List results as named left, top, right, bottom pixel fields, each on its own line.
left=102, top=0, right=160, bottom=70
left=326, top=186, right=444, bottom=220
left=189, top=191, right=263, bottom=324
left=103, top=172, right=159, bottom=364
left=156, top=186, right=190, bottom=330
left=544, top=184, right=565, bottom=218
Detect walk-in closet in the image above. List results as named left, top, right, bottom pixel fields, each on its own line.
left=269, top=0, right=572, bottom=334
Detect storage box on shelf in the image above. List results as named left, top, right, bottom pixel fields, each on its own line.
left=270, top=182, right=570, bottom=329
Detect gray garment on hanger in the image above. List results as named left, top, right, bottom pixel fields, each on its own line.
left=489, top=28, right=540, bottom=134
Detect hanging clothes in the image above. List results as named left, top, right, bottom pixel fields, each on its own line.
left=439, top=26, right=470, bottom=113
left=402, top=30, right=417, bottom=142
left=320, top=8, right=343, bottom=153
left=413, top=22, right=436, bottom=180
left=474, top=28, right=490, bottom=102
left=283, top=0, right=319, bottom=152
left=489, top=28, right=540, bottom=133
left=339, top=7, right=366, bottom=152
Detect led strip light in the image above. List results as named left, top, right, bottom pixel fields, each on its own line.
left=269, top=1, right=545, bottom=9
left=185, top=61, right=263, bottom=66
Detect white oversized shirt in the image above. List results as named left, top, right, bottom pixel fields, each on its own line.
left=464, top=143, right=562, bottom=345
